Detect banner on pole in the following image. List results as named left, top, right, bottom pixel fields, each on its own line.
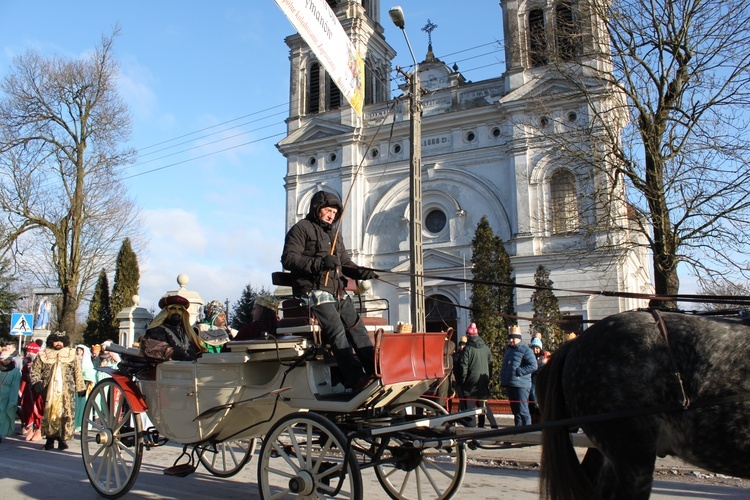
left=274, top=0, right=365, bottom=116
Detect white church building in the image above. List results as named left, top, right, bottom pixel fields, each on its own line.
left=275, top=0, right=653, bottom=336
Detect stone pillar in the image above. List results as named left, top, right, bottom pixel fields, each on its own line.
left=116, top=295, right=154, bottom=347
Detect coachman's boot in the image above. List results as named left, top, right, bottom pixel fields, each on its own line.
left=58, top=439, right=69, bottom=451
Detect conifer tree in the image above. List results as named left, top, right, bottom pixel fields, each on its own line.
left=530, top=265, right=564, bottom=352
left=0, top=257, right=21, bottom=342
left=110, top=238, right=140, bottom=327
left=470, top=216, right=515, bottom=398
left=84, top=269, right=116, bottom=345
left=230, top=282, right=271, bottom=329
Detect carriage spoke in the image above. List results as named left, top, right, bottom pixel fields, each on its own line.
left=259, top=412, right=362, bottom=499
left=82, top=379, right=143, bottom=498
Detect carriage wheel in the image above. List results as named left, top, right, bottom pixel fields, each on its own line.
left=81, top=378, right=144, bottom=499
left=375, top=398, right=467, bottom=500
left=198, top=438, right=257, bottom=477
left=258, top=411, right=362, bottom=499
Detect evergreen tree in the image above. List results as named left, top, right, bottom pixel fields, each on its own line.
left=470, top=216, right=515, bottom=398
left=110, top=238, right=140, bottom=327
left=84, top=269, right=116, bottom=345
left=230, top=282, right=271, bottom=329
left=530, top=265, right=564, bottom=352
left=0, top=258, right=22, bottom=343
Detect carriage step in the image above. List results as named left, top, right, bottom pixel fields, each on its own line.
left=163, top=463, right=196, bottom=477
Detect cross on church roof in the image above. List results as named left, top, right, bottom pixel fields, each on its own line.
left=421, top=19, right=438, bottom=46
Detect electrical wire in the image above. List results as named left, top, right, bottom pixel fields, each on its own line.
left=122, top=39, right=506, bottom=179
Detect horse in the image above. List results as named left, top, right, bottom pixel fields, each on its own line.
left=537, top=309, right=750, bottom=500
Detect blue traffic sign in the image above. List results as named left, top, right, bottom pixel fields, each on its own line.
left=11, top=313, right=34, bottom=336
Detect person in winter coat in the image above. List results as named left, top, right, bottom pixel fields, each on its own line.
left=457, top=323, right=493, bottom=427
left=29, top=331, right=85, bottom=450
left=500, top=326, right=538, bottom=426
left=281, top=190, right=378, bottom=392
left=140, top=295, right=204, bottom=361
left=528, top=337, right=550, bottom=420
left=0, top=347, right=22, bottom=443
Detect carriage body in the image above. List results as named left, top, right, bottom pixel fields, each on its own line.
left=136, top=331, right=446, bottom=444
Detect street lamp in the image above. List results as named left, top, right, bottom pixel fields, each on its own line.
left=389, top=6, right=425, bottom=333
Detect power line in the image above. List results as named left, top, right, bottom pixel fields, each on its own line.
left=123, top=39, right=507, bottom=179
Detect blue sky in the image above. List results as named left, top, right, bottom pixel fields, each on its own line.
left=0, top=1, right=507, bottom=312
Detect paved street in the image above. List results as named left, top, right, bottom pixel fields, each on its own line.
left=0, top=430, right=748, bottom=499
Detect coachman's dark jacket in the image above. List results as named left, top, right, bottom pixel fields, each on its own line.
left=281, top=191, right=369, bottom=297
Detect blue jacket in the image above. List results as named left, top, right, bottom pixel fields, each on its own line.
left=500, top=342, right=537, bottom=388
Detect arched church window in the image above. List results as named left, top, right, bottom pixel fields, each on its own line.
left=550, top=169, right=579, bottom=233
left=308, top=63, right=320, bottom=114
left=556, top=2, right=581, bottom=60
left=528, top=9, right=548, bottom=67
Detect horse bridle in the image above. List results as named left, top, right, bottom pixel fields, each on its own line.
left=650, top=309, right=691, bottom=410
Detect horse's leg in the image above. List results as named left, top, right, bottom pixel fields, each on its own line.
left=587, top=425, right=658, bottom=500
left=580, top=447, right=604, bottom=483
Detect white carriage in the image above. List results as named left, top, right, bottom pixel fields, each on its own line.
left=80, top=284, right=476, bottom=500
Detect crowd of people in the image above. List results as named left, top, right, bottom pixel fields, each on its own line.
left=0, top=333, right=118, bottom=450
left=444, top=323, right=573, bottom=428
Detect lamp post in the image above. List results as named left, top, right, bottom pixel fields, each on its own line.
left=389, top=6, right=425, bottom=333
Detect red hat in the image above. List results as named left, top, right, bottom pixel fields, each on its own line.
left=466, top=323, right=478, bottom=336
left=25, top=343, right=41, bottom=354
left=158, top=294, right=190, bottom=310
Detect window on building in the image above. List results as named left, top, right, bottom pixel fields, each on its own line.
left=528, top=9, right=548, bottom=67
left=308, top=63, right=320, bottom=114
left=425, top=209, right=447, bottom=234
left=550, top=169, right=579, bottom=233
left=556, top=2, right=581, bottom=61
left=425, top=294, right=457, bottom=333
left=327, top=75, right=342, bottom=109
left=365, top=63, right=375, bottom=105
left=362, top=0, right=373, bottom=17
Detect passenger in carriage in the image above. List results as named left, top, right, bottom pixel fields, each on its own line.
left=281, top=190, right=379, bottom=392
left=140, top=295, right=205, bottom=362
left=234, top=292, right=279, bottom=341
left=194, top=300, right=237, bottom=353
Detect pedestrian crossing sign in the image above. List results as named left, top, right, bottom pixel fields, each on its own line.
left=11, top=313, right=34, bottom=336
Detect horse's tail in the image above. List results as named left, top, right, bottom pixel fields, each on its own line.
left=538, top=344, right=597, bottom=500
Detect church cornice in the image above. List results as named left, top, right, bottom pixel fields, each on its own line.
left=276, top=119, right=360, bottom=154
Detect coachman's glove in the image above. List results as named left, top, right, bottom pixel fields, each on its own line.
left=321, top=254, right=339, bottom=271
left=32, top=382, right=45, bottom=395
left=358, top=267, right=378, bottom=280
left=77, top=390, right=87, bottom=398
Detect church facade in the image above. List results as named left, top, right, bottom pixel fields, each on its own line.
left=276, top=0, right=653, bottom=336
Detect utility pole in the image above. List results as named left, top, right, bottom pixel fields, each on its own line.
left=390, top=6, right=425, bottom=332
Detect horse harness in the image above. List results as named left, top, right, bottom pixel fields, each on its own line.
left=649, top=309, right=691, bottom=410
